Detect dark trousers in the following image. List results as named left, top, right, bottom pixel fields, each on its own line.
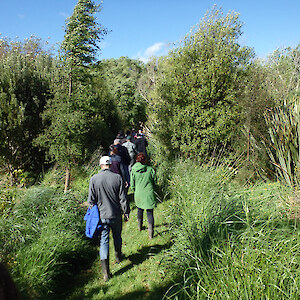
left=137, top=208, right=154, bottom=225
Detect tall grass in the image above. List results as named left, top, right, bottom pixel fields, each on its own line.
left=0, top=148, right=104, bottom=298
left=0, top=186, right=95, bottom=298
left=164, top=160, right=299, bottom=299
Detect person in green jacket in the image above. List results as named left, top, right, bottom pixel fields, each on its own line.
left=131, top=152, right=157, bottom=239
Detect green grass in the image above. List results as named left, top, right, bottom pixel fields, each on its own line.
left=66, top=197, right=178, bottom=300
left=0, top=186, right=96, bottom=299
left=1, top=159, right=299, bottom=299
left=164, top=160, right=300, bottom=300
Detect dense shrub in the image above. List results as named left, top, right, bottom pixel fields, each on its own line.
left=148, top=8, right=254, bottom=160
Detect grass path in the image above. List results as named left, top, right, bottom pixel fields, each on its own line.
left=67, top=197, right=178, bottom=300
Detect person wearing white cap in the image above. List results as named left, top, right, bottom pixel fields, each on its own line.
left=88, top=156, right=130, bottom=281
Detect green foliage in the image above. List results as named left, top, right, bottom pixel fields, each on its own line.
left=0, top=37, right=54, bottom=173
left=35, top=0, right=118, bottom=182
left=62, top=0, right=107, bottom=68
left=36, top=70, right=119, bottom=166
left=99, top=57, right=147, bottom=129
left=0, top=186, right=19, bottom=215
left=165, top=160, right=299, bottom=299
left=265, top=97, right=300, bottom=187
left=261, top=45, right=300, bottom=186
left=241, top=62, right=275, bottom=142
left=0, top=186, right=94, bottom=298
left=149, top=8, right=254, bottom=160
left=264, top=45, right=300, bottom=103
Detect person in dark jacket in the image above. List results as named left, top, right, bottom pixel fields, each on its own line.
left=109, top=144, right=127, bottom=186
left=131, top=153, right=157, bottom=239
left=134, top=133, right=148, bottom=155
left=88, top=156, right=130, bottom=281
left=116, top=130, right=127, bottom=144
left=114, top=139, right=130, bottom=186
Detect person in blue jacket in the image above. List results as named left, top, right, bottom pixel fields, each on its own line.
left=88, top=156, right=130, bottom=282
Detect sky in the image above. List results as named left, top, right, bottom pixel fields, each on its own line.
left=0, top=0, right=299, bottom=62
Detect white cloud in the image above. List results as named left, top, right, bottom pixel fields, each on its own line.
left=59, top=12, right=69, bottom=18
left=144, top=42, right=165, bottom=57
left=136, top=42, right=168, bottom=63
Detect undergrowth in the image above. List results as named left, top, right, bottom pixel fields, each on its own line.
left=1, top=157, right=299, bottom=299
left=164, top=160, right=299, bottom=299
left=0, top=185, right=95, bottom=298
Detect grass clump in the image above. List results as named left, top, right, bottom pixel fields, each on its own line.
left=165, top=160, right=299, bottom=299
left=0, top=186, right=95, bottom=299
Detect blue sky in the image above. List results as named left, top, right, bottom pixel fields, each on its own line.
left=0, top=0, right=299, bottom=62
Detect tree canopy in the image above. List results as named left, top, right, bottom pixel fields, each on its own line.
left=148, top=8, right=254, bottom=159
left=0, top=37, right=53, bottom=175
left=99, top=57, right=147, bottom=129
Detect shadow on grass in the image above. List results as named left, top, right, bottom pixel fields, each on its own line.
left=114, top=242, right=172, bottom=277
left=46, top=244, right=99, bottom=300
left=81, top=273, right=182, bottom=300
left=68, top=241, right=176, bottom=300
left=137, top=222, right=169, bottom=233
left=61, top=241, right=173, bottom=300
left=115, top=276, right=182, bottom=300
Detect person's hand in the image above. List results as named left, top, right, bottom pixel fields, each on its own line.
left=124, top=214, right=129, bottom=222
left=125, top=181, right=129, bottom=188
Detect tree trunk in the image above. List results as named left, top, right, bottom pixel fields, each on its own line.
left=247, top=129, right=250, bottom=161
left=64, top=166, right=70, bottom=193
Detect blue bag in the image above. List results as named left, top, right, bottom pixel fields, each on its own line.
left=84, top=205, right=103, bottom=238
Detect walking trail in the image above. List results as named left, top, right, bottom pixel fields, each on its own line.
left=67, top=196, right=178, bottom=300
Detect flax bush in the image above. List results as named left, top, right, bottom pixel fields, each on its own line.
left=265, top=97, right=300, bottom=187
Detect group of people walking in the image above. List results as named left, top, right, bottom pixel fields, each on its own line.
left=87, top=129, right=157, bottom=282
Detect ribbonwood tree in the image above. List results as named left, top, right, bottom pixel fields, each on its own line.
left=148, top=8, right=254, bottom=160
left=35, top=0, right=112, bottom=192
left=0, top=37, right=53, bottom=181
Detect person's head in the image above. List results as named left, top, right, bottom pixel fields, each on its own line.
left=116, top=130, right=124, bottom=139
left=109, top=145, right=118, bottom=155
left=99, top=156, right=112, bottom=169
left=136, top=152, right=147, bottom=164
left=114, top=139, right=121, bottom=145
left=126, top=135, right=132, bottom=141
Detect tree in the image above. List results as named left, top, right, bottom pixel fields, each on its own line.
left=36, top=0, right=112, bottom=192
left=0, top=37, right=53, bottom=181
left=99, top=57, right=147, bottom=129
left=148, top=7, right=254, bottom=160
left=62, top=0, right=107, bottom=69
left=264, top=45, right=300, bottom=103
